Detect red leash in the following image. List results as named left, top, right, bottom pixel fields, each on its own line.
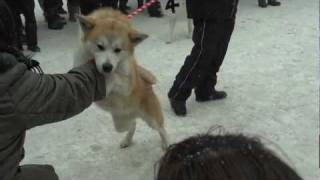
left=127, top=0, right=157, bottom=19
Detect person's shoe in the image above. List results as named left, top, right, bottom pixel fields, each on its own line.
left=268, top=0, right=281, bottom=6
left=28, top=46, right=41, bottom=52
left=196, top=90, right=227, bottom=102
left=47, top=17, right=65, bottom=30
left=169, top=98, right=187, bottom=116
left=258, top=0, right=268, bottom=7
left=58, top=7, right=67, bottom=14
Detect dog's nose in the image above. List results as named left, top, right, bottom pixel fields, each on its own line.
left=103, top=63, right=113, bottom=73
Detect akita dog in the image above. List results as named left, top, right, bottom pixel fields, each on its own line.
left=74, top=9, right=169, bottom=150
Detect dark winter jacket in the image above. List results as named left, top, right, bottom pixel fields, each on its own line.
left=0, top=53, right=106, bottom=180
left=186, top=0, right=239, bottom=20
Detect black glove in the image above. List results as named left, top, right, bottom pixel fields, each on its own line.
left=0, top=46, right=43, bottom=74
left=0, top=52, right=18, bottom=73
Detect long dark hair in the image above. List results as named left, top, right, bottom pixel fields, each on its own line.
left=156, top=134, right=303, bottom=180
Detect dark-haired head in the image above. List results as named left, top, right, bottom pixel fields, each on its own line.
left=156, top=134, right=303, bottom=180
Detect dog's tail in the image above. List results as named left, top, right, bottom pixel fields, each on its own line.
left=138, top=65, right=157, bottom=84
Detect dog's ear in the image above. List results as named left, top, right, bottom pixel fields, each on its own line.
left=77, top=15, right=95, bottom=33
left=129, top=30, right=149, bottom=46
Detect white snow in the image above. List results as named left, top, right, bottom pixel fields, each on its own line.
left=22, top=0, right=319, bottom=179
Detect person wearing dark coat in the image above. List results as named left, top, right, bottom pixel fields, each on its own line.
left=258, top=0, right=281, bottom=8
left=5, top=0, right=40, bottom=52
left=79, top=0, right=118, bottom=15
left=168, top=0, right=239, bottom=116
left=0, top=2, right=106, bottom=179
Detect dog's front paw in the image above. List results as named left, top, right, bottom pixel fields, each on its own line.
left=120, top=138, right=133, bottom=149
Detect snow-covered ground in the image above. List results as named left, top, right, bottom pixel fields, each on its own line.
left=22, top=0, right=318, bottom=179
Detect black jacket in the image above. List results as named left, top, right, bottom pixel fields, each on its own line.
left=186, top=0, right=239, bottom=20
left=0, top=0, right=19, bottom=49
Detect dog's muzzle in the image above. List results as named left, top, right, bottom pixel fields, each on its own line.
left=102, top=63, right=113, bottom=73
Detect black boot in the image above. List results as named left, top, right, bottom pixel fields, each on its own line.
left=58, top=6, right=67, bottom=14
left=28, top=45, right=41, bottom=52
left=195, top=77, right=227, bottom=102
left=258, top=0, right=268, bottom=7
left=47, top=14, right=65, bottom=30
left=195, top=90, right=227, bottom=102
left=169, top=98, right=187, bottom=116
left=268, top=0, right=281, bottom=6
left=147, top=0, right=163, bottom=17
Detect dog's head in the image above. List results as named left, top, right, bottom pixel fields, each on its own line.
left=78, top=9, right=148, bottom=74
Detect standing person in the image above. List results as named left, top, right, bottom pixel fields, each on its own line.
left=5, top=0, right=40, bottom=52
left=258, top=0, right=281, bottom=8
left=168, top=0, right=239, bottom=116
left=0, top=2, right=107, bottom=179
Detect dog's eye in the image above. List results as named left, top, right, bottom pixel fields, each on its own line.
left=114, top=48, right=122, bottom=53
left=97, top=44, right=105, bottom=51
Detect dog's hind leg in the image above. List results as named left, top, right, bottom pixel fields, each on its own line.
left=167, top=15, right=177, bottom=44
left=187, top=18, right=193, bottom=38
left=141, top=93, right=170, bottom=150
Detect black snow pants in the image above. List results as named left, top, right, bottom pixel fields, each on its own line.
left=168, top=18, right=235, bottom=101
left=13, top=165, right=59, bottom=180
left=79, top=0, right=118, bottom=15
left=4, top=0, right=37, bottom=48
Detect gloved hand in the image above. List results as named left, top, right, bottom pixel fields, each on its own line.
left=0, top=52, right=18, bottom=73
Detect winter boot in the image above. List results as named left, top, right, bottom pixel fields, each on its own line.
left=195, top=90, right=227, bottom=102
left=147, top=0, right=163, bottom=17
left=258, top=0, right=267, bottom=7
left=169, top=98, right=187, bottom=116
left=47, top=14, right=65, bottom=30
left=28, top=45, right=41, bottom=52
left=268, top=0, right=281, bottom=6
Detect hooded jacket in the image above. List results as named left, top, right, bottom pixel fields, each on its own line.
left=186, top=0, right=239, bottom=20
left=0, top=55, right=106, bottom=180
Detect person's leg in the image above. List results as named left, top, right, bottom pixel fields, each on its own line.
left=168, top=19, right=217, bottom=116
left=79, top=0, right=99, bottom=15
left=119, top=0, right=129, bottom=14
left=14, top=164, right=59, bottom=180
left=57, top=0, right=67, bottom=14
left=147, top=0, right=163, bottom=17
left=20, top=0, right=40, bottom=52
left=43, top=0, right=65, bottom=29
left=138, top=0, right=143, bottom=7
left=195, top=19, right=235, bottom=102
left=101, top=0, right=118, bottom=9
left=67, top=0, right=79, bottom=22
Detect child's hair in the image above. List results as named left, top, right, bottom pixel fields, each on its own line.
left=156, top=134, right=303, bottom=180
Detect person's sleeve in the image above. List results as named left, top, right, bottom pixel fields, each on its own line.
left=9, top=61, right=106, bottom=129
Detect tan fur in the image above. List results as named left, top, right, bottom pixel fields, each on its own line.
left=75, top=9, right=169, bottom=150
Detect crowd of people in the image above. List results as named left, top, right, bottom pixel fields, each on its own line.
left=0, top=0, right=302, bottom=180
left=2, top=0, right=164, bottom=53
